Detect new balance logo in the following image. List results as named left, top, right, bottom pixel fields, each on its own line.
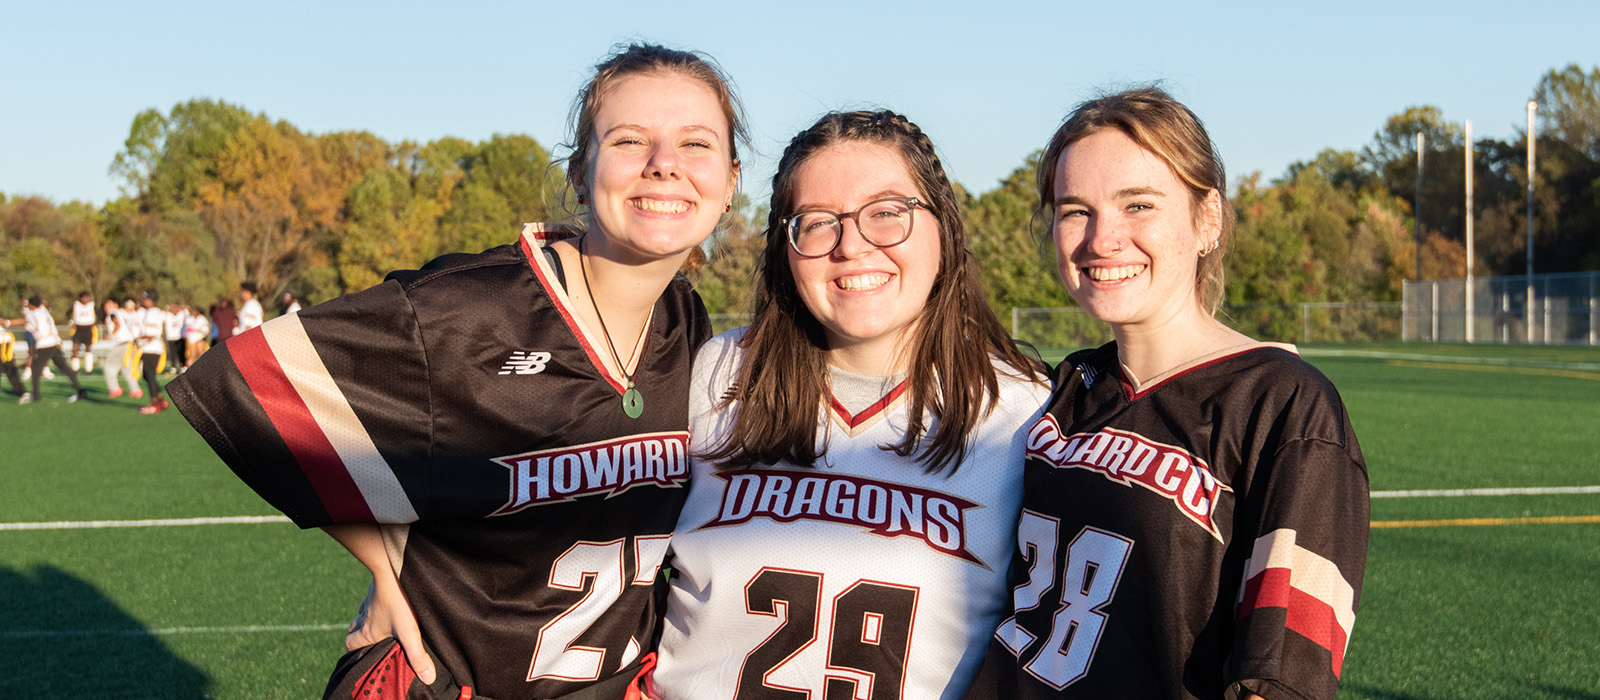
left=499, top=350, right=552, bottom=375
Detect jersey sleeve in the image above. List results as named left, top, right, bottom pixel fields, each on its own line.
left=1228, top=387, right=1370, bottom=700
left=167, top=279, right=430, bottom=528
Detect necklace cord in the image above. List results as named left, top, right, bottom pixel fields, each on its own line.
left=578, top=236, right=636, bottom=388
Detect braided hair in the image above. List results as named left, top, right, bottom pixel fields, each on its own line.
left=703, top=110, right=1043, bottom=475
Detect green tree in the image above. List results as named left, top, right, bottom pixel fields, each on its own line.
left=963, top=153, right=1069, bottom=331
left=1533, top=64, right=1600, bottom=159
left=696, top=195, right=764, bottom=316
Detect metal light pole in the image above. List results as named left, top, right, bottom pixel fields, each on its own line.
left=1465, top=119, right=1474, bottom=343
left=1415, top=132, right=1425, bottom=282
left=1526, top=101, right=1537, bottom=344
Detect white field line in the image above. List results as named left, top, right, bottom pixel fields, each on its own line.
left=0, top=515, right=291, bottom=531
left=5, top=488, right=1600, bottom=529
left=1300, top=348, right=1600, bottom=372
left=1372, top=485, right=1600, bottom=498
left=0, top=623, right=345, bottom=639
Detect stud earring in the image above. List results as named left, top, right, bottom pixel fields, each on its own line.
left=576, top=193, right=587, bottom=205
left=724, top=204, right=732, bottom=213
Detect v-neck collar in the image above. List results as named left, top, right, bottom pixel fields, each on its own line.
left=826, top=379, right=909, bottom=437
left=517, top=223, right=653, bottom=396
left=1117, top=341, right=1298, bottom=401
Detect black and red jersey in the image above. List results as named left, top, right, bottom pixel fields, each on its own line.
left=169, top=224, right=710, bottom=700
left=963, top=342, right=1369, bottom=700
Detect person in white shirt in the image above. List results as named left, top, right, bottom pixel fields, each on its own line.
left=237, top=282, right=264, bottom=334
left=164, top=303, right=189, bottom=374
left=2, top=295, right=84, bottom=404
left=132, top=291, right=169, bottom=414
left=70, top=291, right=98, bottom=372
left=282, top=291, right=302, bottom=315
left=102, top=298, right=138, bottom=399
left=183, top=310, right=211, bottom=368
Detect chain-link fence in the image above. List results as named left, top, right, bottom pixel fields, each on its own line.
left=1403, top=272, right=1600, bottom=345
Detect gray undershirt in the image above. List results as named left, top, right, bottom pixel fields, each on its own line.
left=828, top=365, right=908, bottom=415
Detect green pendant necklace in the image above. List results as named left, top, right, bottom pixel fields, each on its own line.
left=578, top=237, right=644, bottom=419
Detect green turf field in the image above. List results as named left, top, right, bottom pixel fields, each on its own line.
left=2, top=344, right=1597, bottom=698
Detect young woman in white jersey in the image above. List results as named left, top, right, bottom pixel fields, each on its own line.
left=650, top=111, right=1049, bottom=700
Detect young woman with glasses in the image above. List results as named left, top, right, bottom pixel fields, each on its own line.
left=647, top=110, right=1050, bottom=700
left=960, top=88, right=1369, bottom=700
left=169, top=43, right=743, bottom=700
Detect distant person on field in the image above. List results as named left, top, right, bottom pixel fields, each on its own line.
left=131, top=291, right=169, bottom=414
left=18, top=299, right=52, bottom=383
left=3, top=295, right=84, bottom=404
left=211, top=298, right=237, bottom=345
left=282, top=291, right=302, bottom=315
left=1, top=324, right=24, bottom=397
left=70, top=290, right=98, bottom=372
left=164, top=303, right=189, bottom=374
left=237, top=282, right=263, bottom=334
left=102, top=298, right=139, bottom=399
left=184, top=307, right=211, bottom=367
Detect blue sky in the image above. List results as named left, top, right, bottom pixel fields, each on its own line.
left=3, top=0, right=1596, bottom=206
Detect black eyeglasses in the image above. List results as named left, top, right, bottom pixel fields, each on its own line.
left=781, top=196, right=925, bottom=258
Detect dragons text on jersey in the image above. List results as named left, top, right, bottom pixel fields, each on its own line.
left=702, top=468, right=981, bottom=562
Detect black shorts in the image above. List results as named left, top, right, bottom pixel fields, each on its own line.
left=72, top=325, right=95, bottom=346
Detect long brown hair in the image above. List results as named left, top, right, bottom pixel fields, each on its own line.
left=1036, top=87, right=1235, bottom=313
left=704, top=110, right=1042, bottom=475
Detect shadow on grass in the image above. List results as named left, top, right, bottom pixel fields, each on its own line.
left=1530, top=685, right=1600, bottom=700
left=0, top=564, right=210, bottom=697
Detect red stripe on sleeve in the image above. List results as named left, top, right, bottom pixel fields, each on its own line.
left=228, top=328, right=375, bottom=523
left=1239, top=566, right=1348, bottom=677
left=1286, top=588, right=1348, bottom=676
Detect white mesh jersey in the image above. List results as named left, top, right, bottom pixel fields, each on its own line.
left=132, top=307, right=166, bottom=354
left=73, top=300, right=97, bottom=326
left=238, top=298, right=263, bottom=332
left=25, top=307, right=61, bottom=348
left=106, top=309, right=133, bottom=343
left=654, top=330, right=1051, bottom=700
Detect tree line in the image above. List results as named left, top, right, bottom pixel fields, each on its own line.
left=4, top=64, right=1598, bottom=330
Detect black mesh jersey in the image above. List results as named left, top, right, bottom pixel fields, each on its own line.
left=962, top=342, right=1369, bottom=700
left=168, top=224, right=710, bottom=700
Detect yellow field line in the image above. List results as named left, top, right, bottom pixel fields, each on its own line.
left=1372, top=515, right=1600, bottom=528
left=1385, top=359, right=1600, bottom=381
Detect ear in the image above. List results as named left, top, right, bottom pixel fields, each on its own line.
left=726, top=159, right=742, bottom=209
left=570, top=172, right=587, bottom=202
left=1197, top=189, right=1223, bottom=247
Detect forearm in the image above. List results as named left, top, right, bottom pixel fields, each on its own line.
left=322, top=523, right=396, bottom=581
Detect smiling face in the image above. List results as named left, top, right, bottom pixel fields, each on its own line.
left=787, top=141, right=940, bottom=368
left=1052, top=128, right=1219, bottom=332
left=575, top=71, right=738, bottom=263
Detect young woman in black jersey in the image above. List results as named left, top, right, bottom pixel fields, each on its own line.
left=962, top=88, right=1369, bottom=700
left=169, top=43, right=743, bottom=700
left=648, top=111, right=1050, bottom=699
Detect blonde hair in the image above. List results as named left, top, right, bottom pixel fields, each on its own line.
left=561, top=43, right=747, bottom=207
